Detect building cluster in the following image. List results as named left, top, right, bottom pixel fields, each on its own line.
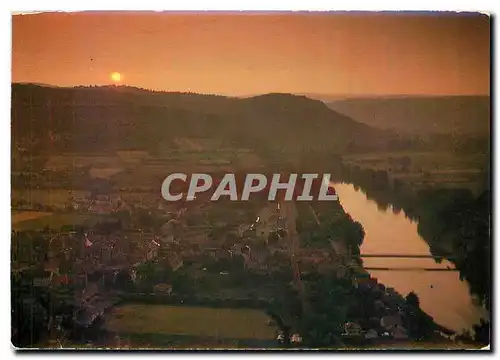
left=12, top=165, right=419, bottom=348
left=346, top=274, right=410, bottom=342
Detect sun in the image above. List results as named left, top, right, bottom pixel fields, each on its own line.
left=110, top=72, right=122, bottom=83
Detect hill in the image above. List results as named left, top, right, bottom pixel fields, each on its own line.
left=326, top=96, right=490, bottom=136
left=11, top=83, right=385, bottom=155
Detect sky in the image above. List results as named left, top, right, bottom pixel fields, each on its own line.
left=12, top=12, right=490, bottom=97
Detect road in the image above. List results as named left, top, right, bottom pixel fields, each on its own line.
left=278, top=201, right=306, bottom=304
left=308, top=204, right=321, bottom=226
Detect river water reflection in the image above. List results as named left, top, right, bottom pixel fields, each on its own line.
left=334, top=183, right=488, bottom=333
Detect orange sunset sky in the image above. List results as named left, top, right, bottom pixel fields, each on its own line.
left=12, top=12, right=490, bottom=97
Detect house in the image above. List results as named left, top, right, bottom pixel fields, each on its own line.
left=250, top=247, right=269, bottom=264
left=343, top=322, right=363, bottom=337
left=75, top=306, right=101, bottom=327
left=355, top=275, right=378, bottom=289
left=96, top=194, right=110, bottom=201
left=380, top=315, right=403, bottom=330
left=255, top=215, right=279, bottom=239
left=237, top=224, right=249, bottom=237
left=231, top=243, right=244, bottom=255
left=44, top=258, right=60, bottom=276
left=154, top=283, right=173, bottom=295
left=52, top=274, right=71, bottom=287
left=167, top=252, right=183, bottom=272
left=145, top=240, right=160, bottom=261
left=79, top=281, right=100, bottom=303
left=183, top=230, right=208, bottom=244
left=75, top=298, right=114, bottom=328
left=161, top=219, right=181, bottom=235
left=203, top=247, right=229, bottom=259
left=161, top=234, right=175, bottom=245
left=365, top=329, right=379, bottom=340
left=392, top=326, right=409, bottom=340
left=130, top=269, right=137, bottom=283
left=33, top=272, right=52, bottom=287
left=277, top=331, right=285, bottom=343
left=290, top=333, right=303, bottom=344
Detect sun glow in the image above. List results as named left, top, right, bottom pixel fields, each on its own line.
left=110, top=72, right=122, bottom=83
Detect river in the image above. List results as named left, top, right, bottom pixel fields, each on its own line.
left=334, top=183, right=488, bottom=333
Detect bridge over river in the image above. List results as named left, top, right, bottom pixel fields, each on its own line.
left=360, top=254, right=458, bottom=271
left=335, top=183, right=488, bottom=333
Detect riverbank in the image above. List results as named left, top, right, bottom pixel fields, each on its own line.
left=272, top=196, right=457, bottom=348
left=333, top=178, right=489, bottom=338
left=338, top=158, right=490, bottom=313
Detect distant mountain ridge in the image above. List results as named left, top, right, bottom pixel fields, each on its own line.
left=11, top=83, right=385, bottom=155
left=326, top=96, right=490, bottom=136
left=16, top=82, right=61, bottom=88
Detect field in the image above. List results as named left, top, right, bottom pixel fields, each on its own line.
left=343, top=151, right=488, bottom=194
left=174, top=137, right=204, bottom=151
left=12, top=212, right=103, bottom=231
left=44, top=155, right=124, bottom=170
left=12, top=211, right=52, bottom=224
left=344, top=151, right=487, bottom=172
left=89, top=167, right=124, bottom=179
left=106, top=304, right=277, bottom=344
left=116, top=150, right=150, bottom=164
left=12, top=189, right=90, bottom=206
left=12, top=211, right=53, bottom=224
left=235, top=152, right=264, bottom=169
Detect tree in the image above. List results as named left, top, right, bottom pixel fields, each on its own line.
left=135, top=260, right=158, bottom=291
left=405, top=291, right=420, bottom=308
left=472, top=319, right=490, bottom=346
left=404, top=291, right=437, bottom=340
left=11, top=275, right=50, bottom=348
left=299, top=274, right=353, bottom=348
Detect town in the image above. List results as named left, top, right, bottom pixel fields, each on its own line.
left=11, top=10, right=491, bottom=350
left=12, top=143, right=456, bottom=349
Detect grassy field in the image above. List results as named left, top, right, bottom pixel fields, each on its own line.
left=12, top=189, right=90, bottom=206
left=12, top=212, right=103, bottom=231
left=89, top=167, right=124, bottom=179
left=353, top=341, right=486, bottom=350
left=106, top=305, right=277, bottom=341
left=174, top=137, right=204, bottom=151
left=344, top=151, right=487, bottom=172
left=12, top=211, right=53, bottom=224
left=45, top=155, right=123, bottom=169
left=236, top=152, right=264, bottom=169
left=343, top=151, right=487, bottom=194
